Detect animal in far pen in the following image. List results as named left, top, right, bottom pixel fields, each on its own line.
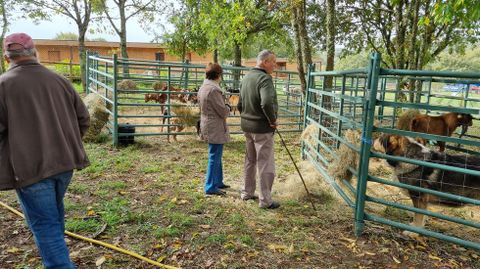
left=227, top=95, right=240, bottom=115
left=409, top=112, right=473, bottom=152
left=225, top=87, right=240, bottom=115
left=175, top=88, right=199, bottom=104
left=164, top=101, right=200, bottom=142
left=373, top=134, right=480, bottom=232
left=144, top=93, right=167, bottom=113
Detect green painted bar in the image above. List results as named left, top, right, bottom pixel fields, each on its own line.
left=88, top=56, right=114, bottom=64
left=371, top=151, right=480, bottom=177
left=378, top=100, right=480, bottom=114
left=112, top=54, right=119, bottom=147
left=310, top=69, right=367, bottom=76
left=355, top=52, right=381, bottom=237
left=381, top=68, right=480, bottom=79
left=304, top=150, right=355, bottom=208
left=303, top=140, right=330, bottom=166
left=305, top=117, right=360, bottom=152
left=366, top=195, right=480, bottom=229
left=308, top=88, right=364, bottom=103
left=364, top=214, right=480, bottom=251
left=368, top=175, right=480, bottom=205
left=85, top=51, right=90, bottom=95
left=90, top=68, right=114, bottom=79
left=307, top=102, right=362, bottom=129
left=375, top=127, right=480, bottom=147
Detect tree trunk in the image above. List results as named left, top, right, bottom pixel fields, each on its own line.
left=119, top=0, right=129, bottom=75
left=78, top=27, right=87, bottom=92
left=0, top=0, right=7, bottom=73
left=322, top=0, right=335, bottom=129
left=325, top=0, right=335, bottom=86
left=233, top=42, right=242, bottom=88
left=213, top=49, right=218, bottom=64
left=181, top=41, right=187, bottom=63
left=410, top=0, right=433, bottom=102
left=297, top=1, right=312, bottom=70
left=291, top=7, right=306, bottom=94
left=395, top=0, right=406, bottom=69
left=407, top=0, right=420, bottom=71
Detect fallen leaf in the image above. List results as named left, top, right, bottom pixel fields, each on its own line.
left=392, top=256, right=401, bottom=264
left=288, top=243, right=294, bottom=253
left=6, top=247, right=21, bottom=254
left=428, top=254, right=442, bottom=262
left=157, top=255, right=167, bottom=263
left=95, top=256, right=106, bottom=267
left=199, top=224, right=211, bottom=229
left=118, top=191, right=127, bottom=195
left=223, top=242, right=235, bottom=250
left=172, top=241, right=182, bottom=251
left=87, top=209, right=96, bottom=216
left=268, top=243, right=288, bottom=253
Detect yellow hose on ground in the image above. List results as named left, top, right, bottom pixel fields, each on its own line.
left=0, top=200, right=180, bottom=269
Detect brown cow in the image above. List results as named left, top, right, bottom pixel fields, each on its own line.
left=410, top=112, right=473, bottom=151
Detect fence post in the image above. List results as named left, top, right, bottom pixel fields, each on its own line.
left=354, top=52, right=381, bottom=237
left=112, top=54, right=119, bottom=147
left=301, top=64, right=315, bottom=160
left=184, top=60, right=190, bottom=89
left=85, top=50, right=90, bottom=95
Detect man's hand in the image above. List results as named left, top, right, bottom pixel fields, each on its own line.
left=270, top=121, right=278, bottom=129
left=225, top=104, right=232, bottom=111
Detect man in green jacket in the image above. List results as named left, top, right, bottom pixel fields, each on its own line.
left=237, top=50, right=280, bottom=209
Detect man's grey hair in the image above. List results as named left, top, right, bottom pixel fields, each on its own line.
left=256, top=50, right=274, bottom=64
left=5, top=48, right=37, bottom=60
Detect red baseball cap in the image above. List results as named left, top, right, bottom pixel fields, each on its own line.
left=4, top=33, right=35, bottom=51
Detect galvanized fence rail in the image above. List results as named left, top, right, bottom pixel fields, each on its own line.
left=85, top=52, right=304, bottom=145
left=303, top=53, right=480, bottom=250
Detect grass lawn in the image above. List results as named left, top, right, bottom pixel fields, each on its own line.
left=0, top=133, right=479, bottom=269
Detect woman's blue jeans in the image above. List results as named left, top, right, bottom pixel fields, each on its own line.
left=16, top=171, right=76, bottom=269
left=205, top=143, right=225, bottom=193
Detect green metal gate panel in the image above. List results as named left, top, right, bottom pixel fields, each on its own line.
left=303, top=53, right=480, bottom=251
left=86, top=52, right=304, bottom=145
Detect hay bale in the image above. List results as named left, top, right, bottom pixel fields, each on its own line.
left=328, top=129, right=361, bottom=182
left=118, top=79, right=137, bottom=91
left=83, top=93, right=110, bottom=142
left=300, top=124, right=319, bottom=146
left=396, top=109, right=420, bottom=130
left=275, top=161, right=341, bottom=202
left=169, top=101, right=200, bottom=126
left=152, top=81, right=165, bottom=91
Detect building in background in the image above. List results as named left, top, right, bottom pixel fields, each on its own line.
left=33, top=39, right=315, bottom=75
left=33, top=39, right=213, bottom=65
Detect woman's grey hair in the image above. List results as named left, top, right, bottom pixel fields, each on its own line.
left=256, top=50, right=274, bottom=64
left=5, top=48, right=37, bottom=60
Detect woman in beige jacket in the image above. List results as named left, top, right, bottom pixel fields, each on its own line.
left=197, top=63, right=231, bottom=195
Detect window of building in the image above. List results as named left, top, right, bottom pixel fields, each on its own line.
left=48, top=51, right=61, bottom=62
left=155, top=52, right=165, bottom=61
left=277, top=62, right=287, bottom=70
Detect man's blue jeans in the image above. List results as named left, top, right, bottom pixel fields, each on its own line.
left=205, top=144, right=225, bottom=193
left=16, top=171, right=76, bottom=269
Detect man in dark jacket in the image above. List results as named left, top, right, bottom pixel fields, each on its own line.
left=0, top=33, right=90, bottom=269
left=237, top=50, right=279, bottom=209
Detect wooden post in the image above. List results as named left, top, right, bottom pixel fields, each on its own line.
left=69, top=46, right=73, bottom=81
